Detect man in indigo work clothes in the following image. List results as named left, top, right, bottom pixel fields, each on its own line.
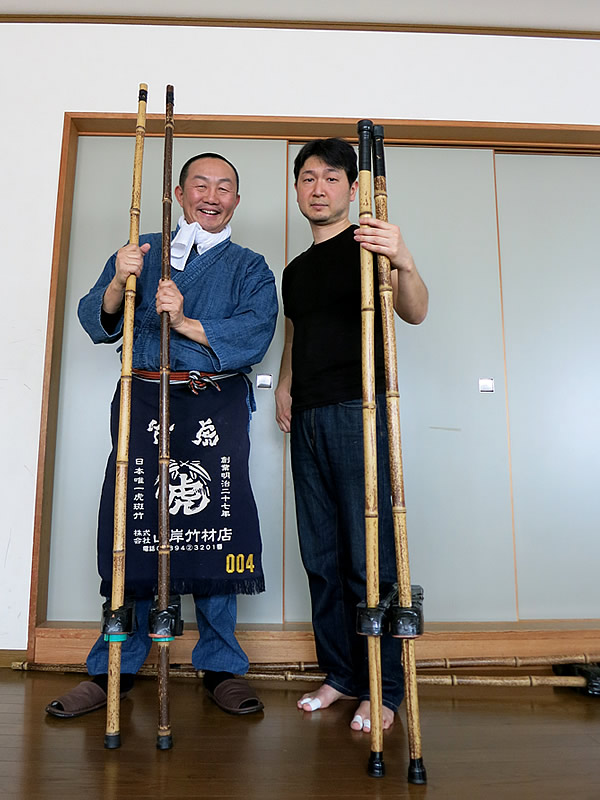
left=46, top=153, right=278, bottom=718
left=275, top=138, right=428, bottom=733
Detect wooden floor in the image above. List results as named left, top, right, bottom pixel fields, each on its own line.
left=2, top=668, right=600, bottom=800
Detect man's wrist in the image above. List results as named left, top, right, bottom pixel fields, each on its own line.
left=102, top=280, right=125, bottom=314
left=170, top=315, right=187, bottom=333
left=392, top=254, right=416, bottom=274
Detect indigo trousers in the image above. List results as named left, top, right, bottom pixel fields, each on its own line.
left=290, top=395, right=404, bottom=712
left=87, top=593, right=249, bottom=676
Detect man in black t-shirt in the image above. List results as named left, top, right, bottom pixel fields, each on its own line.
left=275, top=138, right=428, bottom=733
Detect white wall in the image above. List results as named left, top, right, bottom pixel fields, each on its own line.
left=2, top=21, right=600, bottom=649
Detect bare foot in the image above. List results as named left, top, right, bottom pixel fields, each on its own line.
left=297, top=683, right=351, bottom=712
left=350, top=700, right=395, bottom=733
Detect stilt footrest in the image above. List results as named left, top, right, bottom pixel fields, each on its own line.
left=102, top=598, right=135, bottom=639
left=356, top=584, right=398, bottom=636
left=149, top=595, right=184, bottom=640
left=356, top=584, right=424, bottom=637
left=389, top=585, right=424, bottom=639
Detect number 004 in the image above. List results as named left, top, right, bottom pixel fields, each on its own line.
left=225, top=553, right=255, bottom=574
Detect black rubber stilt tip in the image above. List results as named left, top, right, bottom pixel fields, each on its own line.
left=104, top=733, right=121, bottom=749
left=408, top=757, right=427, bottom=784
left=156, top=734, right=173, bottom=750
left=368, top=751, right=385, bottom=778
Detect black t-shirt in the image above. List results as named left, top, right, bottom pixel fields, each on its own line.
left=282, top=225, right=386, bottom=411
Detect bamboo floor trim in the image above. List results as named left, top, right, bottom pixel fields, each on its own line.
left=16, top=651, right=600, bottom=673
left=13, top=654, right=600, bottom=691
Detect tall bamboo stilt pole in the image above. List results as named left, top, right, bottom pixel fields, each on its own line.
left=357, top=119, right=385, bottom=779
left=104, top=83, right=148, bottom=750
left=155, top=84, right=175, bottom=751
left=371, top=124, right=426, bottom=785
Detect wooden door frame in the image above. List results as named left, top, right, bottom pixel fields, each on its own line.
left=27, top=113, right=600, bottom=666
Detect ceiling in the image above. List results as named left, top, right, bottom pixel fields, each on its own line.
left=2, top=0, right=600, bottom=34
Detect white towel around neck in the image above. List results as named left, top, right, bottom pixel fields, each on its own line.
left=170, top=215, right=231, bottom=271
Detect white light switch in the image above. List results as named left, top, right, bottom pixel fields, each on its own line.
left=256, top=374, right=273, bottom=389
left=479, top=378, right=495, bottom=393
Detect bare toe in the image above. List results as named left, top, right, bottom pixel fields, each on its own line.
left=350, top=713, right=364, bottom=731
left=298, top=695, right=322, bottom=711
left=350, top=700, right=371, bottom=732
left=298, top=683, right=348, bottom=712
left=382, top=706, right=395, bottom=729
left=350, top=701, right=395, bottom=732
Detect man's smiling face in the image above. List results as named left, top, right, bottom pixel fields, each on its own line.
left=175, top=157, right=240, bottom=233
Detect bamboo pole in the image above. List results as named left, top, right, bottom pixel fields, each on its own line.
left=371, top=123, right=426, bottom=785
left=155, top=84, right=175, bottom=751
left=417, top=675, right=587, bottom=688
left=17, top=660, right=595, bottom=691
left=104, top=83, right=147, bottom=751
left=417, top=653, right=600, bottom=669
left=357, top=119, right=385, bottom=779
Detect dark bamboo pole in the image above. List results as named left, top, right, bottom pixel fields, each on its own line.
left=357, top=119, right=385, bottom=779
left=156, top=84, right=175, bottom=751
left=371, top=124, right=426, bottom=785
left=104, top=83, right=148, bottom=750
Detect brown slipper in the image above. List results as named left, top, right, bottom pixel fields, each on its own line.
left=207, top=677, right=264, bottom=715
left=45, top=680, right=125, bottom=719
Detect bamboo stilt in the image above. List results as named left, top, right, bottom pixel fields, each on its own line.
left=104, top=83, right=147, bottom=751
left=155, top=84, right=175, bottom=751
left=371, top=123, right=426, bottom=785
left=357, top=119, right=385, bottom=779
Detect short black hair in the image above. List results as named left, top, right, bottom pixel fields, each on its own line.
left=293, top=138, right=358, bottom=185
left=178, top=153, right=240, bottom=192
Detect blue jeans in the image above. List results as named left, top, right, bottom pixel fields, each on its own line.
left=290, top=396, right=404, bottom=712
left=87, top=594, right=249, bottom=676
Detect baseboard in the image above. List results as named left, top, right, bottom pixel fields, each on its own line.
left=0, top=650, right=28, bottom=668
left=30, top=624, right=317, bottom=666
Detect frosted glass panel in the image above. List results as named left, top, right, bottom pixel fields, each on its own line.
left=496, top=153, right=600, bottom=618
left=381, top=147, right=515, bottom=621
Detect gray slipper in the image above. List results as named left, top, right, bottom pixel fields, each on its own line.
left=45, top=680, right=116, bottom=718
